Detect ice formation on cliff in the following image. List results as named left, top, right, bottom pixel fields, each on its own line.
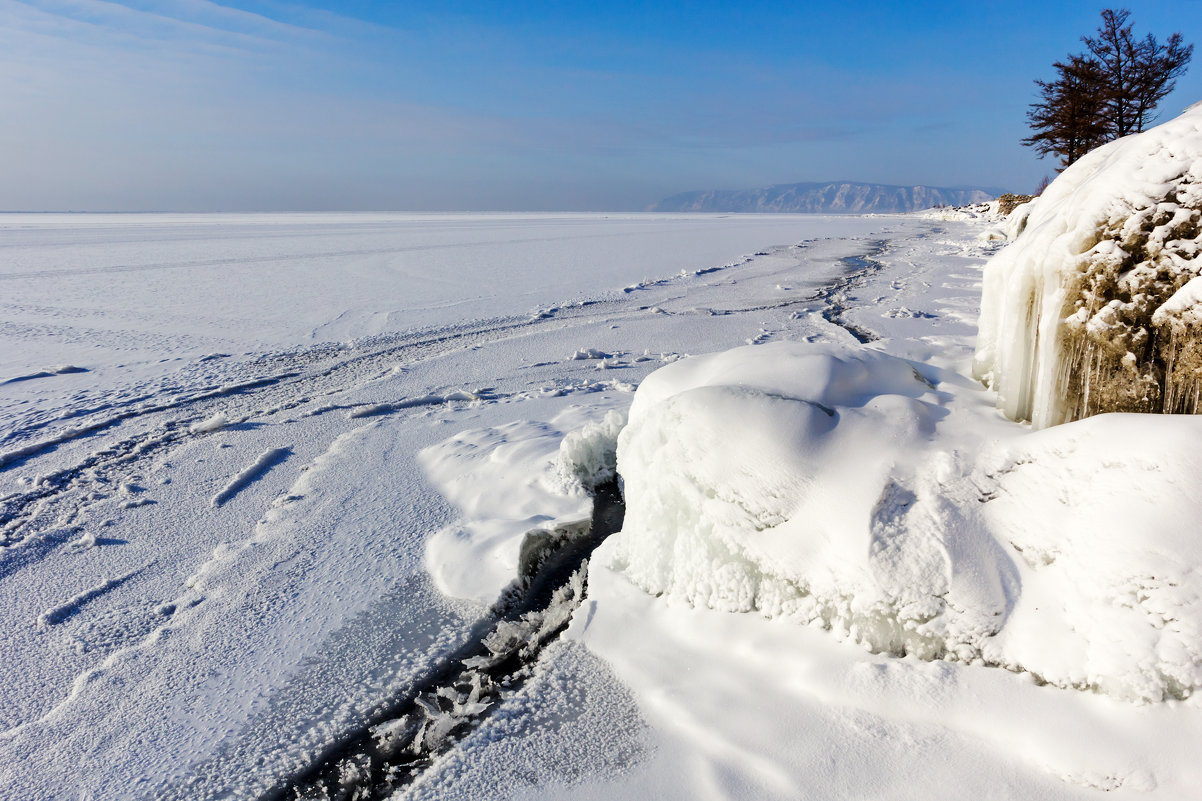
left=973, top=102, right=1202, bottom=428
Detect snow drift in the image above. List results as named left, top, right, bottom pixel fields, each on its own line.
left=605, top=341, right=1202, bottom=701
left=973, top=102, right=1202, bottom=428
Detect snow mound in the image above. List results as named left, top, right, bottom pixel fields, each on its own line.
left=977, top=413, right=1202, bottom=702
left=421, top=411, right=610, bottom=604
left=974, top=103, right=1202, bottom=428
left=607, top=341, right=1202, bottom=701
left=607, top=342, right=973, bottom=654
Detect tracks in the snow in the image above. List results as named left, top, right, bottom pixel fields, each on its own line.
left=0, top=302, right=621, bottom=550
left=1, top=235, right=891, bottom=556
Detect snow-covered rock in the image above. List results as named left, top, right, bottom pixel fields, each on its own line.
left=973, top=103, right=1202, bottom=428
left=918, top=200, right=999, bottom=222
left=608, top=343, right=955, bottom=642
left=607, top=340, right=1202, bottom=702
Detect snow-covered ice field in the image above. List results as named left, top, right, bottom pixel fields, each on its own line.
left=2, top=210, right=1201, bottom=799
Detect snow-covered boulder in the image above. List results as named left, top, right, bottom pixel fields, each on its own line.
left=606, top=341, right=1202, bottom=702
left=606, top=342, right=1014, bottom=661
left=974, top=103, right=1202, bottom=428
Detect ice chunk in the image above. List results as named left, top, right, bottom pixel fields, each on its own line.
left=189, top=412, right=229, bottom=434
left=569, top=348, right=612, bottom=360
left=552, top=408, right=627, bottom=493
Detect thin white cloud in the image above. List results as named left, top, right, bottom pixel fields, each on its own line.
left=11, top=0, right=327, bottom=47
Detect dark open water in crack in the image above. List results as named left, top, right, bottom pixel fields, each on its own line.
left=817, top=241, right=888, bottom=344
left=263, top=481, right=625, bottom=801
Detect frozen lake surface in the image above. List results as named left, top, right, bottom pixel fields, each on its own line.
left=3, top=211, right=1201, bottom=800
left=0, top=212, right=889, bottom=383
left=0, top=212, right=902, bottom=798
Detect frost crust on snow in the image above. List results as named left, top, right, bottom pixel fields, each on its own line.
left=609, top=341, right=1202, bottom=702
left=551, top=409, right=627, bottom=494
left=973, top=103, right=1202, bottom=428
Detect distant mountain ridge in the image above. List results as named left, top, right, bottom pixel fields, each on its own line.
left=649, top=182, right=1000, bottom=213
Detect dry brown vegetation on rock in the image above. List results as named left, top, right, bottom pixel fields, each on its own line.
left=998, top=194, right=1036, bottom=215
left=1054, top=177, right=1202, bottom=420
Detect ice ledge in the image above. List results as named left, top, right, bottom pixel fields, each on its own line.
left=973, top=102, right=1202, bottom=428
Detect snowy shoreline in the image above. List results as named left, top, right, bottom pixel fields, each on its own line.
left=415, top=206, right=1202, bottom=800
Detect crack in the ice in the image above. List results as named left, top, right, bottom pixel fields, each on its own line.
left=261, top=481, right=624, bottom=801
left=814, top=240, right=889, bottom=344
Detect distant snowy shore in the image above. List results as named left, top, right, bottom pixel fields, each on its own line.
left=649, top=181, right=999, bottom=213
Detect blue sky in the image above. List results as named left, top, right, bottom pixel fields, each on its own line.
left=2, top=1, right=1200, bottom=211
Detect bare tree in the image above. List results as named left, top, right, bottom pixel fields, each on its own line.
left=1023, top=9, right=1192, bottom=168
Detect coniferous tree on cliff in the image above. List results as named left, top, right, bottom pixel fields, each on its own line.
left=1022, top=55, right=1111, bottom=169
left=1023, top=8, right=1192, bottom=169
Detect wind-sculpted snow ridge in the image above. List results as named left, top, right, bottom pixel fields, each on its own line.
left=36, top=565, right=146, bottom=627
left=607, top=341, right=1202, bottom=702
left=210, top=447, right=291, bottom=507
left=974, top=102, right=1202, bottom=428
left=1, top=365, right=88, bottom=386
